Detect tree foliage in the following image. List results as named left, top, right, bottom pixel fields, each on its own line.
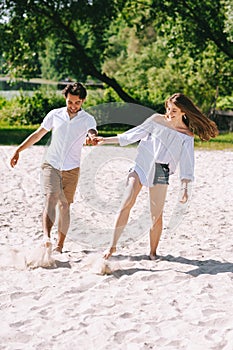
left=1, top=0, right=138, bottom=102
left=121, top=0, right=233, bottom=58
left=0, top=0, right=232, bottom=110
left=0, top=89, right=64, bottom=125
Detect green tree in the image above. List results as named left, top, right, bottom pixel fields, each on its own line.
left=103, top=15, right=232, bottom=112
left=0, top=0, right=232, bottom=107
left=39, top=37, right=77, bottom=82
left=121, top=0, right=233, bottom=59
left=1, top=0, right=138, bottom=103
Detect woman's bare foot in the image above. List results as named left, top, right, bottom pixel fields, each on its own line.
left=103, top=247, right=116, bottom=259
left=149, top=253, right=159, bottom=261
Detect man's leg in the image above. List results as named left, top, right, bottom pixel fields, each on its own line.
left=41, top=163, right=61, bottom=246
left=54, top=200, right=70, bottom=253
left=42, top=193, right=59, bottom=245
left=54, top=167, right=79, bottom=252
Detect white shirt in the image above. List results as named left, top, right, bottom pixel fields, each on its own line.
left=41, top=107, right=97, bottom=170
left=118, top=116, right=194, bottom=187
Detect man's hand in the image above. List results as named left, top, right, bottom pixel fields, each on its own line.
left=10, top=151, right=19, bottom=168
left=85, top=136, right=103, bottom=146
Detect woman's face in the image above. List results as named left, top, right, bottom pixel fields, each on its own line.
left=166, top=101, right=183, bottom=121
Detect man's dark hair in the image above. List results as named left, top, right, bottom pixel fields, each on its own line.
left=62, top=82, right=87, bottom=99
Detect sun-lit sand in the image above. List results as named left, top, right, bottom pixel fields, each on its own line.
left=1, top=145, right=233, bottom=350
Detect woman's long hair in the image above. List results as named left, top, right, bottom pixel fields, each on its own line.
left=165, top=93, right=219, bottom=141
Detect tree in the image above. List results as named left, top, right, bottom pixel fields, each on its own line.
left=102, top=13, right=232, bottom=112
left=0, top=0, right=138, bottom=103
left=121, top=0, right=233, bottom=59
left=0, top=0, right=232, bottom=106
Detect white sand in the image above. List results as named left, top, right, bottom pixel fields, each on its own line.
left=1, top=145, right=233, bottom=350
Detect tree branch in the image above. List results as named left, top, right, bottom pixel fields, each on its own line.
left=179, top=0, right=233, bottom=58
left=32, top=3, right=140, bottom=104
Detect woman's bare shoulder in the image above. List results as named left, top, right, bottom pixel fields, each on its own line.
left=145, top=113, right=165, bottom=123
left=147, top=114, right=194, bottom=136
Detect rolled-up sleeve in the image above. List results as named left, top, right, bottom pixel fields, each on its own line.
left=87, top=115, right=97, bottom=132
left=41, top=111, right=54, bottom=131
left=179, top=137, right=195, bottom=181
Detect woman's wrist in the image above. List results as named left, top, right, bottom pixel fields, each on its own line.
left=181, top=181, right=190, bottom=190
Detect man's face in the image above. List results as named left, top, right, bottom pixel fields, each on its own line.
left=66, top=93, right=85, bottom=116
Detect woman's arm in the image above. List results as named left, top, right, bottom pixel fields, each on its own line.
left=101, top=136, right=119, bottom=144
left=85, top=135, right=119, bottom=146
left=179, top=137, right=194, bottom=203
left=97, top=116, right=155, bottom=147
left=180, top=179, right=192, bottom=203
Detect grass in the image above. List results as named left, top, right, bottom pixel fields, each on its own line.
left=0, top=125, right=50, bottom=145
left=0, top=123, right=232, bottom=150
left=194, top=133, right=233, bottom=150
left=0, top=124, right=120, bottom=145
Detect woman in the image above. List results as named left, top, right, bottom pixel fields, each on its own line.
left=98, top=93, right=218, bottom=260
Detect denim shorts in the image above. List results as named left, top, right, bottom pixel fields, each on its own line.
left=153, top=163, right=170, bottom=185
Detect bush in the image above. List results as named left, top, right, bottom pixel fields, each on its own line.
left=0, top=89, right=65, bottom=125
left=0, top=87, right=113, bottom=126
left=0, top=96, right=7, bottom=109
left=216, top=96, right=233, bottom=111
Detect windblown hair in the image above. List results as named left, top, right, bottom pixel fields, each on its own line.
left=165, top=93, right=219, bottom=141
left=62, top=82, right=87, bottom=99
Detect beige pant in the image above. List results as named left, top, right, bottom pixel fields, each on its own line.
left=41, top=163, right=80, bottom=204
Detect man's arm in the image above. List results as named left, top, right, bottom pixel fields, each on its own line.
left=10, top=126, right=48, bottom=168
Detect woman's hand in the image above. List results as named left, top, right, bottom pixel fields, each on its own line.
left=180, top=188, right=188, bottom=203
left=179, top=180, right=191, bottom=203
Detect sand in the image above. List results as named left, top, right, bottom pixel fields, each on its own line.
left=1, top=145, right=233, bottom=350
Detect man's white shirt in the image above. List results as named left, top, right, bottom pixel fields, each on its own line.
left=41, top=107, right=96, bottom=170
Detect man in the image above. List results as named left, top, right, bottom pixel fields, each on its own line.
left=10, top=82, right=98, bottom=253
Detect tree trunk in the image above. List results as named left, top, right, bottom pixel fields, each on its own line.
left=88, top=71, right=139, bottom=104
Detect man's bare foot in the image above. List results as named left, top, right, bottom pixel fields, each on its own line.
left=43, top=237, right=52, bottom=248
left=53, top=246, right=62, bottom=254
left=103, top=247, right=116, bottom=259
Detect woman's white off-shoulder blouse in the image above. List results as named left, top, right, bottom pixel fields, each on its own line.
left=118, top=117, right=195, bottom=187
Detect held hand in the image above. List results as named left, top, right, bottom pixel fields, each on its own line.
left=92, top=136, right=104, bottom=145
left=95, top=136, right=104, bottom=145
left=103, top=246, right=116, bottom=260
left=85, top=136, right=92, bottom=146
left=10, top=152, right=19, bottom=168
left=85, top=136, right=104, bottom=146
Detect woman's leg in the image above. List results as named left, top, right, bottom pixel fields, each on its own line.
left=149, top=184, right=168, bottom=259
left=104, top=172, right=142, bottom=259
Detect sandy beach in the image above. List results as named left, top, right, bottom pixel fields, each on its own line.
left=1, top=145, right=233, bottom=350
